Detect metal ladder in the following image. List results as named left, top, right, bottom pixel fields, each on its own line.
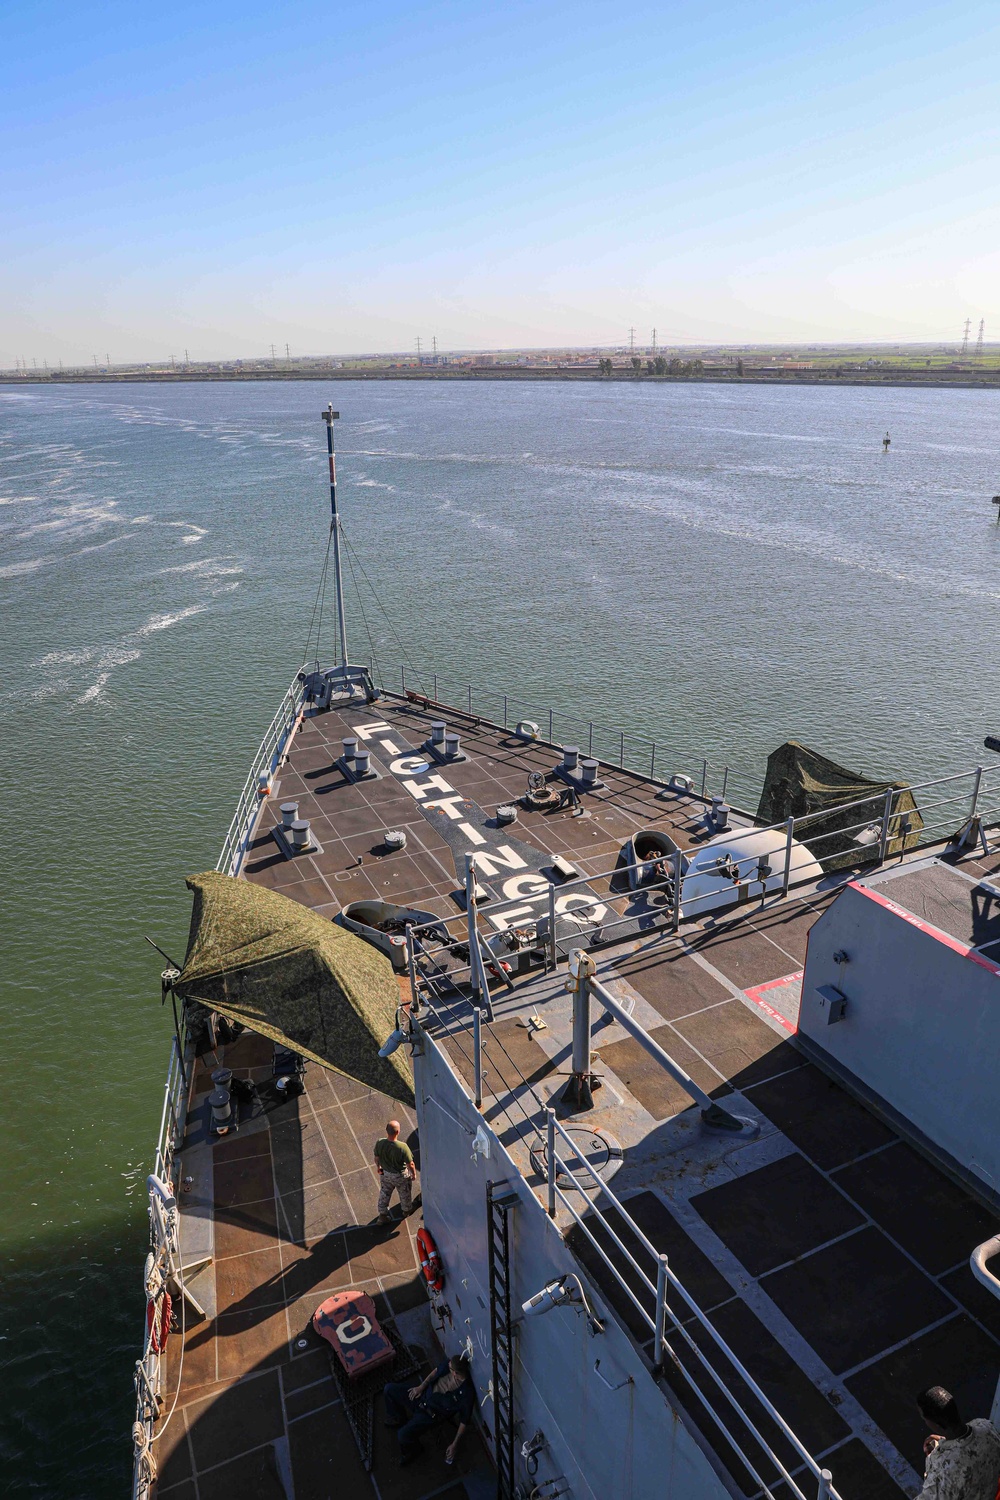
left=487, top=1181, right=520, bottom=1500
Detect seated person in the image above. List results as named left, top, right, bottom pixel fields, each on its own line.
left=383, top=1352, right=476, bottom=1467
left=917, top=1385, right=1000, bottom=1499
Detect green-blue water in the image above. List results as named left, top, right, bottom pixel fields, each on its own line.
left=3, top=378, right=1000, bottom=1495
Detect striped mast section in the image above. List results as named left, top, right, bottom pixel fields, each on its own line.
left=322, top=404, right=349, bottom=671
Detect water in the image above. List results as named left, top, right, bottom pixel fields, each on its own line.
left=2, top=378, right=999, bottom=1494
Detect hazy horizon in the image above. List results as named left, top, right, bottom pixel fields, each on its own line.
left=3, top=0, right=1000, bottom=367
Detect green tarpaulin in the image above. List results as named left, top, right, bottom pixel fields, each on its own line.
left=174, top=870, right=413, bottom=1105
left=756, top=741, right=923, bottom=872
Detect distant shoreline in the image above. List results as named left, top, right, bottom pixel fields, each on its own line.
left=3, top=369, right=1000, bottom=392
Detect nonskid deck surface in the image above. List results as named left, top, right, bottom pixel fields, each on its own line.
left=153, top=696, right=1000, bottom=1499
left=151, top=1033, right=492, bottom=1499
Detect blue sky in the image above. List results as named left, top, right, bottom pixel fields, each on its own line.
left=2, top=0, right=999, bottom=361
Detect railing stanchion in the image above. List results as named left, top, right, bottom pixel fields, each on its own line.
left=406, top=929, right=420, bottom=1016
left=546, top=1109, right=557, bottom=1217
left=672, top=849, right=683, bottom=930
left=651, top=742, right=656, bottom=778
left=468, top=683, right=472, bottom=714
left=722, top=766, right=729, bottom=799
left=620, top=730, right=625, bottom=767
left=473, top=1005, right=483, bottom=1111
left=782, top=817, right=795, bottom=895
left=878, top=786, right=894, bottom=863
left=433, top=673, right=438, bottom=701
left=701, top=759, right=707, bottom=797
left=971, top=766, right=984, bottom=820
left=503, top=694, right=508, bottom=729
left=817, top=1469, right=832, bottom=1499
left=588, top=721, right=593, bottom=757
left=548, top=882, right=558, bottom=970
left=548, top=707, right=553, bottom=742
left=653, top=1253, right=669, bottom=1373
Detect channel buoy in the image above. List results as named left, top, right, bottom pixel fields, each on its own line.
left=882, top=432, right=891, bottom=452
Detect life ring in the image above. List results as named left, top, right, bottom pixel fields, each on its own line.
left=416, top=1226, right=445, bottom=1293
left=146, top=1291, right=172, bottom=1354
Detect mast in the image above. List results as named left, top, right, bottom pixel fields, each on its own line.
left=322, top=405, right=349, bottom=670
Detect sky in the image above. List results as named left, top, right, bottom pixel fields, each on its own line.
left=1, top=0, right=999, bottom=363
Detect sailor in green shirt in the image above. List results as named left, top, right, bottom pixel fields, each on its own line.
left=374, top=1119, right=417, bottom=1224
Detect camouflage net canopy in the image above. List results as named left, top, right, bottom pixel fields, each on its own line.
left=756, top=741, right=923, bottom=872
left=174, top=870, right=413, bottom=1105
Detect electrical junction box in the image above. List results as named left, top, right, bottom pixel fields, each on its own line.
left=816, top=984, right=848, bottom=1025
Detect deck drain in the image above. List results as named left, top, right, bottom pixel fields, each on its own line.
left=530, top=1126, right=623, bottom=1193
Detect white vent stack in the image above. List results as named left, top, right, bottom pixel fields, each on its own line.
left=342, top=737, right=357, bottom=764
left=562, top=745, right=580, bottom=772
left=291, top=818, right=311, bottom=850
left=445, top=730, right=461, bottom=758
left=384, top=830, right=407, bottom=851
left=430, top=721, right=447, bottom=746
left=354, top=747, right=371, bottom=776
left=581, top=759, right=599, bottom=787
left=712, top=798, right=731, bottom=831
left=281, top=801, right=299, bottom=829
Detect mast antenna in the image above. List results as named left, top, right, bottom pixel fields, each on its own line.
left=322, top=405, right=349, bottom=671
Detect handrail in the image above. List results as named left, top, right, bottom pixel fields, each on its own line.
left=216, top=673, right=305, bottom=876
left=970, top=1234, right=1000, bottom=1299
left=969, top=1237, right=1000, bottom=1427
left=546, top=1111, right=841, bottom=1500
left=131, top=1026, right=190, bottom=1500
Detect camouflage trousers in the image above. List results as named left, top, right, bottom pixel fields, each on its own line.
left=377, top=1170, right=413, bottom=1216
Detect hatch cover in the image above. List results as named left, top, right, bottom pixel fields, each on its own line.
left=530, top=1126, right=623, bottom=1192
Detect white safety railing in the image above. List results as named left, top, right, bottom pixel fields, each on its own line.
left=216, top=673, right=306, bottom=876
left=544, top=1112, right=839, bottom=1500
left=404, top=756, right=1000, bottom=972
left=970, top=1235, right=1000, bottom=1427
left=131, top=1026, right=190, bottom=1500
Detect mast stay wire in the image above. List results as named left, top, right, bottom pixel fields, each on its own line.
left=342, top=539, right=384, bottom=691
left=300, top=526, right=334, bottom=671
left=341, top=525, right=426, bottom=696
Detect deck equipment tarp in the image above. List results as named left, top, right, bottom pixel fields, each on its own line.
left=174, top=870, right=413, bottom=1105
left=756, top=741, right=923, bottom=871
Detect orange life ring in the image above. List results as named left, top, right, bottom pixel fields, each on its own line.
left=146, top=1292, right=172, bottom=1354
left=416, top=1226, right=445, bottom=1293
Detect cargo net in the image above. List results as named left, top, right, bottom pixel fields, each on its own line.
left=324, top=1318, right=421, bottom=1471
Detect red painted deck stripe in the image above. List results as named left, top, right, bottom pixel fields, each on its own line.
left=742, top=970, right=803, bottom=1034
left=850, top=881, right=1000, bottom=977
